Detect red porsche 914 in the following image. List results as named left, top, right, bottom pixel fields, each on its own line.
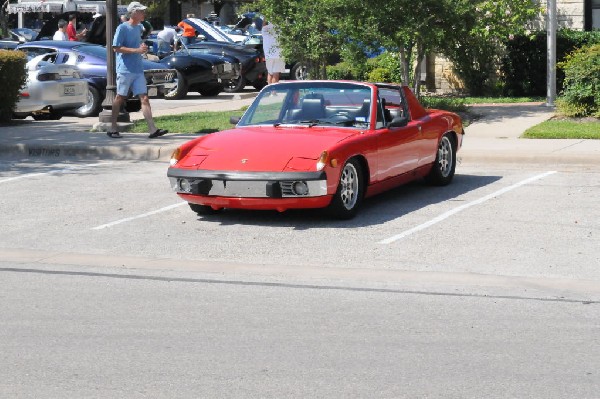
left=167, top=80, right=464, bottom=219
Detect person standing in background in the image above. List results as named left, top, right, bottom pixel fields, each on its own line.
left=66, top=14, right=87, bottom=41
left=53, top=20, right=68, bottom=41
left=261, top=20, right=285, bottom=84
left=177, top=14, right=197, bottom=45
left=107, top=1, right=167, bottom=139
left=156, top=25, right=179, bottom=57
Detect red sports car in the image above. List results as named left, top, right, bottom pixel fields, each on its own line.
left=167, top=81, right=464, bottom=219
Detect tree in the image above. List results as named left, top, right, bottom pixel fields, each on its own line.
left=256, top=0, right=345, bottom=79
left=443, top=0, right=541, bottom=95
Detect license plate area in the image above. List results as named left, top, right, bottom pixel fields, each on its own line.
left=63, top=85, right=75, bottom=95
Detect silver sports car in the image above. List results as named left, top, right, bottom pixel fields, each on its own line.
left=14, top=52, right=88, bottom=120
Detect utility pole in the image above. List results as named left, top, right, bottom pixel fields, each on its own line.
left=98, top=0, right=129, bottom=126
left=546, top=0, right=557, bottom=107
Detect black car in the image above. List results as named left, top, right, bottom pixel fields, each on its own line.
left=16, top=41, right=176, bottom=117
left=187, top=41, right=267, bottom=92
left=182, top=18, right=267, bottom=93
left=159, top=44, right=241, bottom=99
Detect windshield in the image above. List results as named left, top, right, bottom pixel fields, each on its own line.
left=238, top=82, right=373, bottom=129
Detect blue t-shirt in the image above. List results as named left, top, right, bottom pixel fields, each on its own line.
left=113, top=22, right=144, bottom=74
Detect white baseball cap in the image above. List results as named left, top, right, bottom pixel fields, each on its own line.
left=127, top=2, right=147, bottom=13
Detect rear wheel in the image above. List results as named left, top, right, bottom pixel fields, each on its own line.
left=291, top=62, right=308, bottom=80
left=198, top=85, right=223, bottom=97
left=327, top=158, right=364, bottom=219
left=74, top=86, right=102, bottom=117
left=189, top=203, right=221, bottom=215
left=425, top=133, right=456, bottom=186
left=223, top=76, right=246, bottom=93
left=164, top=70, right=188, bottom=100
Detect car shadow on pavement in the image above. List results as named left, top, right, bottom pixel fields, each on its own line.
left=195, top=173, right=502, bottom=228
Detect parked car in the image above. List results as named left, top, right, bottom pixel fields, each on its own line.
left=174, top=18, right=267, bottom=92
left=159, top=43, right=241, bottom=99
left=11, top=28, right=38, bottom=42
left=0, top=40, right=19, bottom=50
left=13, top=52, right=88, bottom=120
left=16, top=41, right=176, bottom=117
left=188, top=41, right=266, bottom=92
left=167, top=81, right=464, bottom=219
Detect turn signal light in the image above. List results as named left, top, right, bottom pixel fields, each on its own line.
left=316, top=151, right=328, bottom=171
left=170, top=148, right=182, bottom=166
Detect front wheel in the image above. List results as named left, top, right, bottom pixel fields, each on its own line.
left=425, top=133, right=456, bottom=186
left=164, top=70, right=188, bottom=100
left=327, top=158, right=364, bottom=219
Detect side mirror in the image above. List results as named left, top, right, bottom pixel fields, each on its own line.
left=388, top=115, right=409, bottom=128
left=229, top=116, right=241, bottom=125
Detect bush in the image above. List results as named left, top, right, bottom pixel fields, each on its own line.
left=556, top=44, right=600, bottom=118
left=0, top=50, right=27, bottom=122
left=502, top=29, right=600, bottom=97
left=327, top=51, right=402, bottom=83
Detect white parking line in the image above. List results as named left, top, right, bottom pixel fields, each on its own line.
left=380, top=171, right=557, bottom=245
left=91, top=202, right=188, bottom=230
left=0, top=162, right=114, bottom=184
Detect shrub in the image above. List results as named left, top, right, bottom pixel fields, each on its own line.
left=420, top=96, right=467, bottom=112
left=501, top=29, right=600, bottom=97
left=328, top=51, right=402, bottom=84
left=0, top=50, right=27, bottom=122
left=556, top=44, right=600, bottom=118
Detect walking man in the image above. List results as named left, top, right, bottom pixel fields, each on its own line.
left=107, top=1, right=167, bottom=139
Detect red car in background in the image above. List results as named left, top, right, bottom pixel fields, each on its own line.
left=167, top=81, right=464, bottom=219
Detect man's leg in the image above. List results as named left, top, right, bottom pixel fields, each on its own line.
left=272, top=72, right=281, bottom=84
left=109, top=94, right=126, bottom=133
left=139, top=94, right=157, bottom=133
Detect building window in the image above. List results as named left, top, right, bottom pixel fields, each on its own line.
left=593, top=0, right=600, bottom=29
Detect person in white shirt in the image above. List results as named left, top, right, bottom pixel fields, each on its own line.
left=53, top=19, right=68, bottom=41
left=157, top=26, right=179, bottom=57
left=261, top=21, right=284, bottom=84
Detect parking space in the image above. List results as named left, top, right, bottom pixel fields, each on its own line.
left=0, top=160, right=598, bottom=282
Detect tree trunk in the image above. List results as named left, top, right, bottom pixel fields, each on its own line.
left=399, top=49, right=410, bottom=87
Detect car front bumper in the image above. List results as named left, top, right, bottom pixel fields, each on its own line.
left=167, top=168, right=331, bottom=210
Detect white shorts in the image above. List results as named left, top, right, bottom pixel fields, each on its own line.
left=266, top=58, right=285, bottom=74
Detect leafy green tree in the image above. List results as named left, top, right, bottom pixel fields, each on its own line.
left=256, top=0, right=345, bottom=79
left=444, top=0, right=540, bottom=95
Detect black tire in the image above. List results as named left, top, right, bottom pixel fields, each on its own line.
left=291, top=62, right=308, bottom=80
left=223, top=76, right=247, bottom=93
left=74, top=86, right=102, bottom=117
left=327, top=158, right=364, bottom=219
left=198, top=85, right=223, bottom=97
left=252, top=80, right=267, bottom=91
left=32, top=111, right=62, bottom=120
left=189, top=203, right=221, bottom=215
left=164, top=70, right=188, bottom=100
left=425, top=133, right=456, bottom=186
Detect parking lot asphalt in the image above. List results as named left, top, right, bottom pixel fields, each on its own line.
left=0, top=94, right=599, bottom=165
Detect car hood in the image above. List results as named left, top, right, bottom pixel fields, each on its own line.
left=183, top=126, right=358, bottom=172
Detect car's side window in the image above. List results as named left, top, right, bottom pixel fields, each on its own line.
left=377, top=88, right=406, bottom=127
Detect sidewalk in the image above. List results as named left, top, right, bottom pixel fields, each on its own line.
left=0, top=96, right=599, bottom=165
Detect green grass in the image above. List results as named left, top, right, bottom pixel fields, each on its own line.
left=125, top=108, right=246, bottom=134
left=523, top=119, right=600, bottom=139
